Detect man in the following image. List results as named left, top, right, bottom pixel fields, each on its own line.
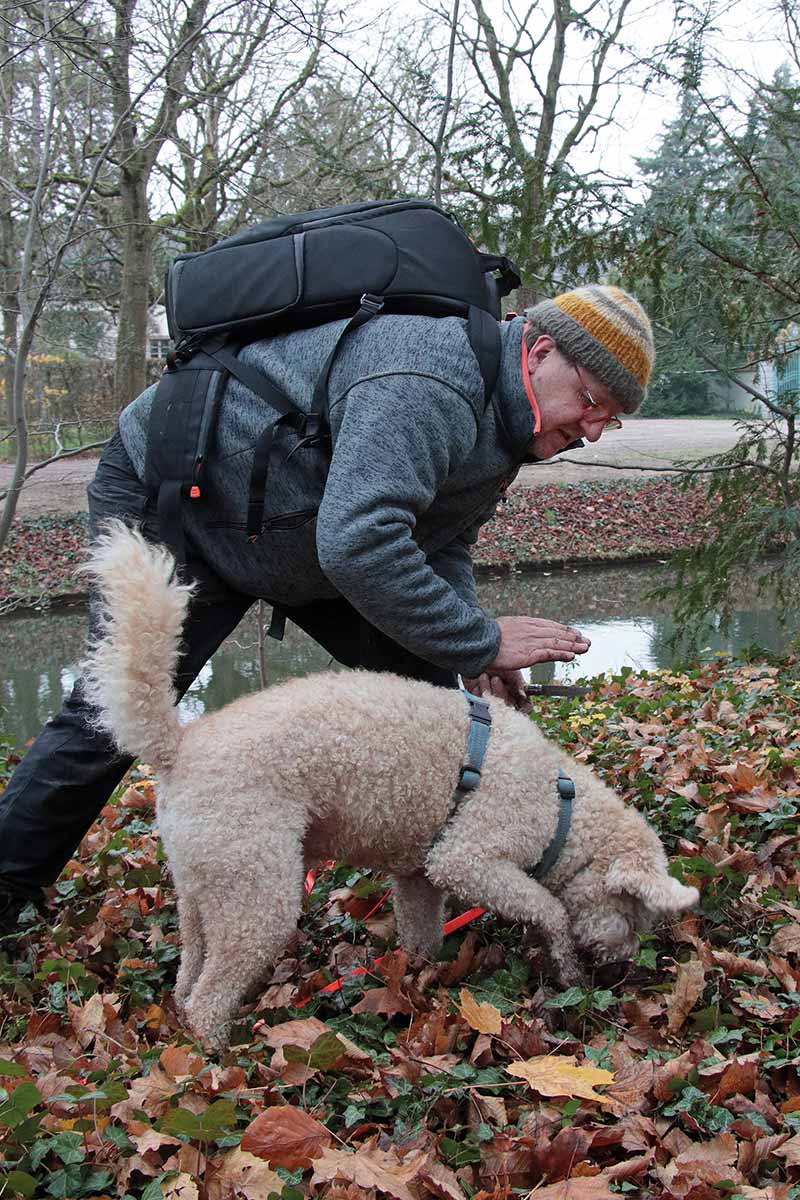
left=0, top=284, right=654, bottom=934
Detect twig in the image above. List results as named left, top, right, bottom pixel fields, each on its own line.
left=525, top=683, right=590, bottom=698
left=0, top=439, right=108, bottom=502
left=547, top=457, right=780, bottom=475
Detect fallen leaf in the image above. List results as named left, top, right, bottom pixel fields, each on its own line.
left=518, top=1174, right=620, bottom=1199
left=241, top=1104, right=331, bottom=1169
left=310, top=1139, right=428, bottom=1200
left=160, top=1044, right=205, bottom=1081
left=771, top=922, right=800, bottom=957
left=160, top=1174, right=200, bottom=1199
left=506, top=1055, right=614, bottom=1106
left=666, top=957, right=706, bottom=1034
left=206, top=1146, right=284, bottom=1200
left=459, top=989, right=503, bottom=1036
left=776, top=1133, right=800, bottom=1167
left=67, top=993, right=106, bottom=1049
left=351, top=987, right=412, bottom=1017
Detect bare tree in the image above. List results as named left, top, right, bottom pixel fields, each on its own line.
left=439, top=0, right=638, bottom=292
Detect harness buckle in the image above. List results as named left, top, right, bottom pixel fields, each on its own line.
left=457, top=764, right=481, bottom=792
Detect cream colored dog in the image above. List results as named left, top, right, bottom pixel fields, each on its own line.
left=82, top=522, right=698, bottom=1047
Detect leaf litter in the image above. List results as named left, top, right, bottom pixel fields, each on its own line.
left=1, top=651, right=800, bottom=1197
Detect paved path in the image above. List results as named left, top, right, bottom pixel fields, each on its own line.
left=514, top=417, right=743, bottom=486
left=0, top=419, right=745, bottom=518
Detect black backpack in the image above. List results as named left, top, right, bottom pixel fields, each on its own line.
left=144, top=198, right=521, bottom=563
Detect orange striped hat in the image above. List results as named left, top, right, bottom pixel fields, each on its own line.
left=524, top=285, right=654, bottom=411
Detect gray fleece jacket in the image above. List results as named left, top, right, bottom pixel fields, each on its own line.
left=118, top=314, right=535, bottom=677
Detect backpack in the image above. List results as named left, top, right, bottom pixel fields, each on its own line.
left=144, top=198, right=521, bottom=564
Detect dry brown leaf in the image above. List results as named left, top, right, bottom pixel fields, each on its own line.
left=732, top=1188, right=793, bottom=1200
left=130, top=1128, right=184, bottom=1156
left=416, top=1157, right=466, bottom=1200
left=717, top=761, right=763, bottom=791
left=206, top=1146, right=285, bottom=1200
left=518, top=1174, right=620, bottom=1199
left=160, top=1174, right=200, bottom=1199
left=459, top=989, right=503, bottom=1036
left=160, top=1044, right=205, bottom=1081
left=506, top=1055, right=614, bottom=1106
left=776, top=1133, right=800, bottom=1167
left=310, top=1140, right=429, bottom=1200
left=771, top=922, right=800, bottom=957
left=711, top=949, right=769, bottom=978
left=241, top=1104, right=331, bottom=1170
left=67, top=993, right=106, bottom=1049
left=666, top=957, right=706, bottom=1034
left=260, top=1017, right=369, bottom=1065
left=351, top=987, right=413, bottom=1017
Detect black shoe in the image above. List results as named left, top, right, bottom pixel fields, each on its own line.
left=0, top=884, right=44, bottom=938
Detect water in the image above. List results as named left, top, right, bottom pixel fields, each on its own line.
left=1, top=561, right=795, bottom=747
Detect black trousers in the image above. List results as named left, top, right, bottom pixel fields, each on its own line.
left=0, top=432, right=456, bottom=896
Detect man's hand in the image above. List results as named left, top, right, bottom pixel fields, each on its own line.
left=462, top=669, right=530, bottom=712
left=488, top=616, right=591, bottom=671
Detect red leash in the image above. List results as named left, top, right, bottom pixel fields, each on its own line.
left=252, top=873, right=485, bottom=1022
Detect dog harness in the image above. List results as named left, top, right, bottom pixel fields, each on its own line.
left=437, top=689, right=574, bottom=880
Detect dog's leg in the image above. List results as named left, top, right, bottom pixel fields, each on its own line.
left=182, top=850, right=304, bottom=1050
left=174, top=889, right=205, bottom=1013
left=391, top=874, right=446, bottom=959
left=426, top=849, right=584, bottom=987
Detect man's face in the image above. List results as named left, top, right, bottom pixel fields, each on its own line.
left=526, top=334, right=624, bottom=460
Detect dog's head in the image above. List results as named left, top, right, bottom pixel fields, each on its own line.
left=556, top=819, right=699, bottom=967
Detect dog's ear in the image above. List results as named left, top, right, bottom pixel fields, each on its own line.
left=607, top=860, right=699, bottom=915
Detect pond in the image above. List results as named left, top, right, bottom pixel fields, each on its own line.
left=1, top=560, right=795, bottom=747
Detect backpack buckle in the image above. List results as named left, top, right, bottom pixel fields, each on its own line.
left=359, top=293, right=384, bottom=315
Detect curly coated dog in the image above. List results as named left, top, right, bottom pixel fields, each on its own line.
left=82, top=522, right=698, bottom=1047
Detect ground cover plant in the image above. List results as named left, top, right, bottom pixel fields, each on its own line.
left=2, top=653, right=800, bottom=1197
left=0, top=481, right=713, bottom=608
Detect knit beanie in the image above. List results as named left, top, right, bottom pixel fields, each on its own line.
left=524, top=285, right=654, bottom=412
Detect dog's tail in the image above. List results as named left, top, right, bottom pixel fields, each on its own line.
left=81, top=520, right=194, bottom=773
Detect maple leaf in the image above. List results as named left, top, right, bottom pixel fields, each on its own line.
left=310, top=1138, right=429, bottom=1200
left=666, top=957, right=706, bottom=1034
left=241, top=1104, right=331, bottom=1169
left=518, top=1174, right=621, bottom=1199
left=506, top=1055, right=615, bottom=1106
left=206, top=1146, right=284, bottom=1200
left=459, top=988, right=503, bottom=1035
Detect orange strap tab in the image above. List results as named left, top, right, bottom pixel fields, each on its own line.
left=521, top=323, right=541, bottom=434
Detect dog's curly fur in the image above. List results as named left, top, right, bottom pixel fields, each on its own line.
left=82, top=521, right=698, bottom=1047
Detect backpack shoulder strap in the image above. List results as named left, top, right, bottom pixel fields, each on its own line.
left=144, top=350, right=228, bottom=565
left=466, top=306, right=501, bottom=403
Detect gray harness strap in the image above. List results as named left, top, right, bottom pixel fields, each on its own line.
left=526, top=769, right=574, bottom=881
left=433, top=692, right=574, bottom=880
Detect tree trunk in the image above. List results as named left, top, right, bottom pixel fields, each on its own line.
left=2, top=284, right=16, bottom=426
left=113, top=167, right=152, bottom=409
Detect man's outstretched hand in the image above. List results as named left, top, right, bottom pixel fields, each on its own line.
left=462, top=617, right=591, bottom=711
left=489, top=616, right=590, bottom=670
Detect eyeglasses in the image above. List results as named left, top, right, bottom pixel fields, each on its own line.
left=572, top=362, right=623, bottom=431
